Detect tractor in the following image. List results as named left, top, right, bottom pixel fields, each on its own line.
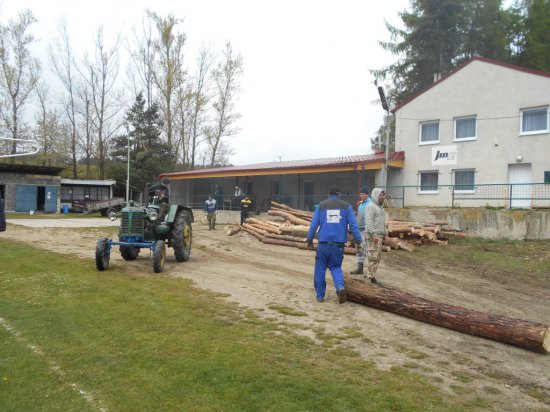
left=95, top=179, right=193, bottom=273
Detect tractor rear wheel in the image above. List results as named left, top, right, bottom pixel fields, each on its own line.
left=172, top=210, right=192, bottom=262
left=120, top=245, right=140, bottom=261
left=96, top=237, right=110, bottom=271
left=153, top=240, right=166, bottom=273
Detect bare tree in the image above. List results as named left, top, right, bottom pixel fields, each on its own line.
left=34, top=82, right=71, bottom=167
left=205, top=42, right=242, bottom=166
left=81, top=27, right=123, bottom=179
left=0, top=10, right=40, bottom=156
left=149, top=11, right=186, bottom=159
left=126, top=16, right=156, bottom=109
left=50, top=19, right=80, bottom=177
left=189, top=45, right=214, bottom=168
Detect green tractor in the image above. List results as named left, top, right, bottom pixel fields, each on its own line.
left=95, top=180, right=193, bottom=273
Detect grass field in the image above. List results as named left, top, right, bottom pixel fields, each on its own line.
left=0, top=239, right=483, bottom=411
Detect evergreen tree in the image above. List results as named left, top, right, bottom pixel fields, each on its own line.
left=111, top=93, right=169, bottom=194
left=374, top=0, right=515, bottom=104
left=515, top=0, right=550, bottom=72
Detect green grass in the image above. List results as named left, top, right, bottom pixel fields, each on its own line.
left=401, top=238, right=550, bottom=281
left=0, top=241, right=484, bottom=411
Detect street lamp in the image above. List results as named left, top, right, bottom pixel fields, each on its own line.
left=376, top=84, right=391, bottom=189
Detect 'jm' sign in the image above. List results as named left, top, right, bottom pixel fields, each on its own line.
left=432, top=145, right=458, bottom=165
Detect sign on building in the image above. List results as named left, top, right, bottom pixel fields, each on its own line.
left=432, top=145, right=458, bottom=165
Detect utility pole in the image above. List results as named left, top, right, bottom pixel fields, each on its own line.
left=377, top=85, right=391, bottom=189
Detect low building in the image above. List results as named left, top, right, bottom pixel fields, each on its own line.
left=160, top=153, right=404, bottom=211
left=60, top=179, right=116, bottom=211
left=0, top=163, right=63, bottom=213
left=393, top=57, right=550, bottom=208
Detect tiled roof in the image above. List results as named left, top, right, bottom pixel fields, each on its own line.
left=161, top=151, right=404, bottom=178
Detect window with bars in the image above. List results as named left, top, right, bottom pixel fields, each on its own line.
left=454, top=169, right=475, bottom=192
left=420, top=121, right=439, bottom=144
left=418, top=171, right=439, bottom=193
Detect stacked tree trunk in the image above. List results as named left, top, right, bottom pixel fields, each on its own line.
left=232, top=201, right=465, bottom=254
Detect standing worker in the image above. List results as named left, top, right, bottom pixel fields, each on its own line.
left=214, top=184, right=224, bottom=209
left=0, top=196, right=6, bottom=232
left=350, top=186, right=371, bottom=276
left=365, top=188, right=387, bottom=284
left=204, top=194, right=217, bottom=230
left=240, top=194, right=252, bottom=224
left=306, top=186, right=362, bottom=304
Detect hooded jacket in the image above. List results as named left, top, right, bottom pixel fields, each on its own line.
left=365, top=188, right=387, bottom=237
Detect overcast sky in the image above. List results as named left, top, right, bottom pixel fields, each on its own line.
left=1, top=0, right=409, bottom=166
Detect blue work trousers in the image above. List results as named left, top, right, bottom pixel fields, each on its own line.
left=314, top=242, right=345, bottom=299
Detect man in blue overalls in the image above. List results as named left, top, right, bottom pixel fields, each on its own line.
left=307, top=186, right=362, bottom=303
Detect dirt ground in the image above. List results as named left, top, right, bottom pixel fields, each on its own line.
left=3, top=217, right=550, bottom=410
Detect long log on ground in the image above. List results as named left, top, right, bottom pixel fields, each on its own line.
left=242, top=223, right=269, bottom=236
left=270, top=201, right=313, bottom=220
left=264, top=232, right=308, bottom=242
left=268, top=210, right=311, bottom=226
left=344, top=277, right=550, bottom=353
left=244, top=218, right=282, bottom=234
left=383, top=237, right=415, bottom=252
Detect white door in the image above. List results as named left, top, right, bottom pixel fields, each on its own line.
left=508, top=164, right=532, bottom=208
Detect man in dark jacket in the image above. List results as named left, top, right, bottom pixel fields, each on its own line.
left=0, top=196, right=6, bottom=232
left=307, top=186, right=362, bottom=304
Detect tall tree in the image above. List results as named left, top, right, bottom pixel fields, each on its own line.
left=373, top=0, right=514, bottom=104
left=50, top=19, right=80, bottom=177
left=150, top=11, right=186, bottom=160
left=515, top=0, right=550, bottom=72
left=111, top=93, right=169, bottom=191
left=126, top=16, right=156, bottom=108
left=81, top=27, right=123, bottom=179
left=205, top=42, right=242, bottom=166
left=0, top=10, right=40, bottom=156
left=189, top=46, right=213, bottom=168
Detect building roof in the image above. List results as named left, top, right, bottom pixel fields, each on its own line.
left=61, top=179, right=116, bottom=186
left=161, top=152, right=405, bottom=180
left=0, top=163, right=64, bottom=175
left=392, top=56, right=550, bottom=113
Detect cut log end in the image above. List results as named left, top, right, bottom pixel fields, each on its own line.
left=543, top=328, right=550, bottom=353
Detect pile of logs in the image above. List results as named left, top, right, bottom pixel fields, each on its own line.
left=227, top=200, right=466, bottom=254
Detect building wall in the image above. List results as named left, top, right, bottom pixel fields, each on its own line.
left=395, top=60, right=550, bottom=207
left=0, top=172, right=61, bottom=212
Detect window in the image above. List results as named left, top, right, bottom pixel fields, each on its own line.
left=454, top=169, right=475, bottom=192
left=545, top=171, right=550, bottom=184
left=454, top=116, right=476, bottom=140
left=419, top=171, right=439, bottom=193
left=420, top=121, right=439, bottom=144
left=520, top=107, right=548, bottom=135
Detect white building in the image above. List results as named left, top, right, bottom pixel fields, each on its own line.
left=393, top=57, right=550, bottom=208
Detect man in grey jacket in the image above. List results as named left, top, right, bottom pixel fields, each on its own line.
left=365, top=188, right=387, bottom=284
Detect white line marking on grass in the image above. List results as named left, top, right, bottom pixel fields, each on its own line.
left=0, top=317, right=107, bottom=412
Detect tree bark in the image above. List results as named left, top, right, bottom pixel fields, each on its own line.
left=344, top=277, right=550, bottom=353
left=268, top=210, right=311, bottom=226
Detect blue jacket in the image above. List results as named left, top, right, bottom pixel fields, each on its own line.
left=204, top=199, right=217, bottom=213
left=356, top=197, right=372, bottom=230
left=307, top=195, right=362, bottom=243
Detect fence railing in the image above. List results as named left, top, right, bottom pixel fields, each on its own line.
left=170, top=183, right=550, bottom=211
left=385, top=183, right=550, bottom=208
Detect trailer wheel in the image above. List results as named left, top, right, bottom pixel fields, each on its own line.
left=172, top=210, right=192, bottom=262
left=120, top=245, right=139, bottom=260
left=153, top=240, right=166, bottom=273
left=96, top=237, right=110, bottom=271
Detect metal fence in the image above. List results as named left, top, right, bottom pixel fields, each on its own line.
left=171, top=183, right=550, bottom=211
left=385, top=183, right=550, bottom=209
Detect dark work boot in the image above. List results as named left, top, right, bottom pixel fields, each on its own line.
left=350, top=263, right=364, bottom=275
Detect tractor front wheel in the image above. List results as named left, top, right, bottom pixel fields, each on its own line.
left=172, top=210, right=192, bottom=262
left=153, top=240, right=166, bottom=273
left=120, top=245, right=140, bottom=261
left=96, top=237, right=110, bottom=271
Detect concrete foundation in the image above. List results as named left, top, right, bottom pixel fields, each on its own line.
left=387, top=208, right=550, bottom=240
